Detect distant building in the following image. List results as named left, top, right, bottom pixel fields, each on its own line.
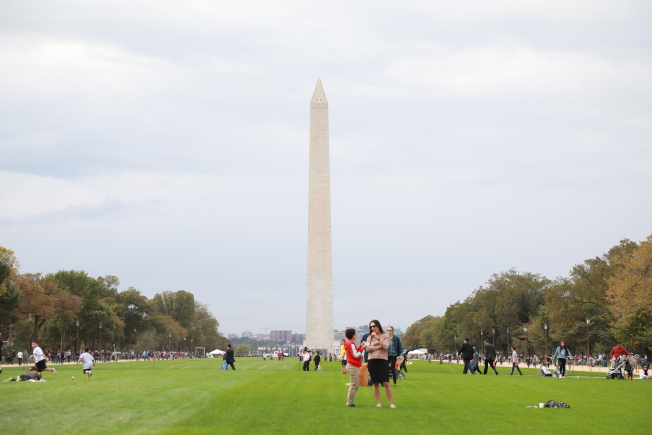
left=242, top=330, right=253, bottom=338
left=334, top=330, right=346, bottom=341
left=270, top=330, right=292, bottom=342
left=227, top=333, right=238, bottom=340
left=292, top=333, right=305, bottom=343
left=254, top=333, right=270, bottom=341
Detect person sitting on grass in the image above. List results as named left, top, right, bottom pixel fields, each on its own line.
left=3, top=366, right=42, bottom=382
left=538, top=361, right=553, bottom=377
left=640, top=365, right=650, bottom=379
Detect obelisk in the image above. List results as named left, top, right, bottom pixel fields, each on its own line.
left=306, top=78, right=333, bottom=351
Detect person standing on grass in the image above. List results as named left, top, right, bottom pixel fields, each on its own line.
left=387, top=326, right=401, bottom=386
left=458, top=338, right=474, bottom=374
left=31, top=342, right=57, bottom=377
left=314, top=351, right=321, bottom=371
left=344, top=328, right=363, bottom=407
left=77, top=347, right=96, bottom=379
left=552, top=341, right=572, bottom=378
left=483, top=339, right=498, bottom=375
left=223, top=344, right=236, bottom=370
left=302, top=349, right=311, bottom=371
left=510, top=346, right=522, bottom=375
left=340, top=338, right=347, bottom=374
left=364, top=319, right=396, bottom=408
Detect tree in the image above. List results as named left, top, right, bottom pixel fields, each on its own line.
left=234, top=344, right=250, bottom=357
left=607, top=234, right=652, bottom=355
left=15, top=273, right=58, bottom=344
left=153, top=290, right=196, bottom=330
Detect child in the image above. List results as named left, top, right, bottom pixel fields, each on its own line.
left=625, top=359, right=634, bottom=380
left=77, top=347, right=96, bottom=380
left=344, top=328, right=363, bottom=407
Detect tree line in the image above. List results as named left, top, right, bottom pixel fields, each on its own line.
left=402, top=235, right=652, bottom=359
left=0, top=247, right=228, bottom=354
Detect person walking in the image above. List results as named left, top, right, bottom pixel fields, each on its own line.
left=223, top=344, right=236, bottom=370
left=552, top=341, right=572, bottom=378
left=302, top=349, right=311, bottom=371
left=314, top=351, right=322, bottom=371
left=510, top=346, right=523, bottom=375
left=364, top=320, right=396, bottom=408
left=458, top=338, right=474, bottom=374
left=482, top=339, right=499, bottom=375
left=387, top=325, right=401, bottom=386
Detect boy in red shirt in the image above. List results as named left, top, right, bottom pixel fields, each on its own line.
left=344, top=328, right=364, bottom=407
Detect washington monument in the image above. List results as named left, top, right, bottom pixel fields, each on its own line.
left=306, top=78, right=333, bottom=350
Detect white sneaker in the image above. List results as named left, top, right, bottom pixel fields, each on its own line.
left=390, top=404, right=397, bottom=409
left=376, top=404, right=382, bottom=408
left=51, top=368, right=57, bottom=375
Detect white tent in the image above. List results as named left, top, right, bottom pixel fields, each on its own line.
left=207, top=349, right=225, bottom=358
left=408, top=349, right=426, bottom=355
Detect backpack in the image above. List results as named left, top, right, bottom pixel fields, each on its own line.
left=544, top=400, right=570, bottom=408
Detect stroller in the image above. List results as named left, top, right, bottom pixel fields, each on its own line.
left=606, top=355, right=629, bottom=379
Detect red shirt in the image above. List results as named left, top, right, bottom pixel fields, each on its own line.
left=344, top=340, right=363, bottom=367
left=610, top=345, right=630, bottom=359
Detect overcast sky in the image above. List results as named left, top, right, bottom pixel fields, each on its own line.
left=2, top=0, right=651, bottom=337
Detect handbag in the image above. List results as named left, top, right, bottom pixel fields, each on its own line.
left=222, top=362, right=228, bottom=370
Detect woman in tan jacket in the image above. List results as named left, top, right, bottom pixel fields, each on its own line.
left=363, top=319, right=396, bottom=408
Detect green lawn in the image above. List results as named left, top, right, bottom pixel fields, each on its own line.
left=1, top=358, right=649, bottom=434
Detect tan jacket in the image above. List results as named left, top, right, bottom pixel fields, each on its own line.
left=366, top=333, right=389, bottom=360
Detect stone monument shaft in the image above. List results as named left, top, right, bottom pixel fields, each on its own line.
left=306, top=78, right=333, bottom=350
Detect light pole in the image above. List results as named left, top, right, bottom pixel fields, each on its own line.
left=99, top=322, right=102, bottom=353
left=454, top=335, right=457, bottom=354
left=184, top=337, right=186, bottom=352
left=586, top=318, right=591, bottom=359
left=76, top=320, right=80, bottom=355
left=544, top=323, right=548, bottom=359
left=28, top=314, right=32, bottom=350
left=168, top=333, right=171, bottom=353
left=480, top=329, right=483, bottom=346
left=523, top=326, right=528, bottom=361
left=492, top=328, right=495, bottom=347
left=506, top=327, right=510, bottom=355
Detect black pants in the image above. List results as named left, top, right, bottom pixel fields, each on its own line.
left=463, top=358, right=472, bottom=374
left=484, top=359, right=498, bottom=375
left=510, top=363, right=522, bottom=375
left=226, top=362, right=235, bottom=370
left=303, top=361, right=310, bottom=371
left=388, top=356, right=397, bottom=384
left=558, top=358, right=567, bottom=376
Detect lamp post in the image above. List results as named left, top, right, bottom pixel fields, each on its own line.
left=28, top=313, right=32, bottom=350
left=76, top=320, right=80, bottom=356
left=586, top=318, right=591, bottom=359
left=523, top=326, right=528, bottom=360
left=454, top=335, right=457, bottom=354
left=544, top=323, right=548, bottom=359
left=480, top=329, right=483, bottom=345
left=169, top=333, right=172, bottom=353
left=184, top=337, right=187, bottom=352
left=506, top=327, right=510, bottom=355
left=99, top=322, right=102, bottom=352
left=492, top=328, right=495, bottom=347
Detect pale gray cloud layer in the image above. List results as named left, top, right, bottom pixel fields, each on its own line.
left=1, top=0, right=651, bottom=336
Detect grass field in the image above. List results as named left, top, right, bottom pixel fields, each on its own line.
left=1, top=358, right=649, bottom=434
